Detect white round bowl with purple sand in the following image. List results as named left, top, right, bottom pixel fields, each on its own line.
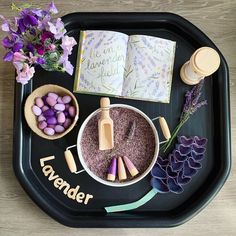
left=77, top=104, right=160, bottom=187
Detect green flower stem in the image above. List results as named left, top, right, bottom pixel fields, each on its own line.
left=105, top=188, right=158, bottom=213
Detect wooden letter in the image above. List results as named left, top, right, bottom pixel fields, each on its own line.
left=53, top=178, right=64, bottom=188
left=76, top=192, right=85, bottom=203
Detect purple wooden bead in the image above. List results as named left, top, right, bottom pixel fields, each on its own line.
left=46, top=96, right=57, bottom=107
left=43, top=127, right=55, bottom=136
left=64, top=111, right=69, bottom=117
left=35, top=97, right=44, bottom=108
left=68, top=106, right=76, bottom=117
left=48, top=92, right=59, bottom=100
left=38, top=121, right=47, bottom=130
left=47, top=117, right=57, bottom=125
left=32, top=105, right=42, bottom=116
left=57, top=96, right=64, bottom=104
left=42, top=95, right=48, bottom=105
left=43, top=109, right=55, bottom=117
left=38, top=115, right=46, bottom=122
left=54, top=103, right=65, bottom=111
left=65, top=104, right=70, bottom=110
left=62, top=95, right=72, bottom=104
left=42, top=105, right=49, bottom=112
left=47, top=124, right=56, bottom=129
left=55, top=125, right=65, bottom=133
left=57, top=112, right=66, bottom=123
left=63, top=118, right=72, bottom=129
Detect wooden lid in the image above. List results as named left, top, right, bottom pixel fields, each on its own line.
left=190, top=47, right=220, bottom=76
left=180, top=62, right=203, bottom=85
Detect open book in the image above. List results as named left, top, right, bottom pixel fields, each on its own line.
left=74, top=30, right=176, bottom=103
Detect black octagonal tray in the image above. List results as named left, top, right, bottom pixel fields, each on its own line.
left=13, top=13, right=231, bottom=227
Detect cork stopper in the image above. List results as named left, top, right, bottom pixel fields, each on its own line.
left=190, top=47, right=220, bottom=76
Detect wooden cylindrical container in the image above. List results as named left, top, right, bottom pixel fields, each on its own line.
left=180, top=47, right=220, bottom=85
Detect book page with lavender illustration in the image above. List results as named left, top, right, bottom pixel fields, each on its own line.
left=122, top=35, right=176, bottom=103
left=75, top=30, right=128, bottom=95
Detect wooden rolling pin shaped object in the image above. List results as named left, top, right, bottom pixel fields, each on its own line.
left=180, top=47, right=220, bottom=85
left=98, top=97, right=114, bottom=150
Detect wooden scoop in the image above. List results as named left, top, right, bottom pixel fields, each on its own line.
left=98, top=97, right=114, bottom=150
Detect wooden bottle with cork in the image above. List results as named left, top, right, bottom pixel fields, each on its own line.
left=180, top=47, right=220, bottom=85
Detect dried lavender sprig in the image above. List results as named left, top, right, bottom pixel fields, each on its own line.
left=108, top=120, right=136, bottom=156
left=161, top=81, right=207, bottom=153
left=124, top=120, right=136, bottom=141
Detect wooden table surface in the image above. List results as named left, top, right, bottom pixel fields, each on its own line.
left=0, top=0, right=235, bottom=235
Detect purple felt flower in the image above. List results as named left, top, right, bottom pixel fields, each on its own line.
left=151, top=135, right=207, bottom=194
left=167, top=177, right=183, bottom=194
left=157, top=156, right=169, bottom=167
left=151, top=178, right=169, bottom=193
left=188, top=157, right=202, bottom=169
left=151, top=164, right=167, bottom=179
left=178, top=136, right=194, bottom=146
left=169, top=155, right=184, bottom=171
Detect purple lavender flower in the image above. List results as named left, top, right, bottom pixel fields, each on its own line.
left=181, top=80, right=206, bottom=121
left=18, top=18, right=26, bottom=33
left=0, top=15, right=10, bottom=32
left=41, top=31, right=54, bottom=43
left=2, top=36, right=12, bottom=48
left=31, top=9, right=43, bottom=17
left=37, top=57, right=45, bottom=64
left=0, top=2, right=77, bottom=83
left=60, top=35, right=77, bottom=55
left=48, top=2, right=58, bottom=14
left=161, top=81, right=207, bottom=152
left=3, top=51, right=14, bottom=61
left=26, top=43, right=34, bottom=53
left=151, top=135, right=207, bottom=194
left=12, top=41, right=23, bottom=52
left=23, top=14, right=38, bottom=27
left=48, top=18, right=66, bottom=39
left=62, top=59, right=74, bottom=75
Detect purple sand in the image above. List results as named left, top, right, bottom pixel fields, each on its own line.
left=80, top=107, right=156, bottom=182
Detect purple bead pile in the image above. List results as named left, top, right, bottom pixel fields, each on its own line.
left=151, top=136, right=207, bottom=194
left=31, top=92, right=76, bottom=136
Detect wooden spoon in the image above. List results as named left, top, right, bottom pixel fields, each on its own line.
left=98, top=97, right=114, bottom=150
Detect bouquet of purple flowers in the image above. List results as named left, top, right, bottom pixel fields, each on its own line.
left=0, top=2, right=77, bottom=84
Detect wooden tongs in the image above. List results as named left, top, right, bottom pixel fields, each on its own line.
left=98, top=97, right=114, bottom=150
